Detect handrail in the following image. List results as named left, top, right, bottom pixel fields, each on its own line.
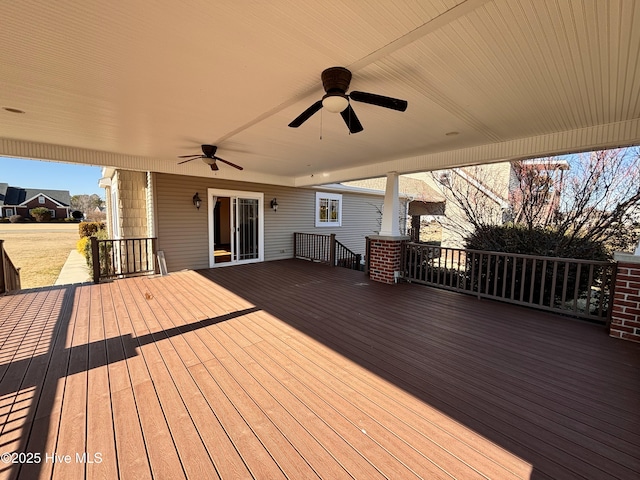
left=0, top=239, right=21, bottom=294
left=293, top=232, right=361, bottom=270
left=334, top=239, right=362, bottom=270
left=91, top=237, right=158, bottom=283
left=402, top=242, right=615, bottom=323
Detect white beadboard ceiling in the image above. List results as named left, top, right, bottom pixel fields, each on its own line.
left=1, top=0, right=639, bottom=187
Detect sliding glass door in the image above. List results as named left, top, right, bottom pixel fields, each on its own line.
left=208, top=189, right=264, bottom=267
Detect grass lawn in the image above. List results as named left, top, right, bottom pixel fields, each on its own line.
left=0, top=223, right=81, bottom=289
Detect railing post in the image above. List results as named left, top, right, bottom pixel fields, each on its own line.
left=0, top=239, right=6, bottom=294
left=152, top=238, right=159, bottom=274
left=365, top=237, right=371, bottom=276
left=329, top=233, right=336, bottom=267
left=91, top=236, right=100, bottom=284
left=293, top=233, right=298, bottom=259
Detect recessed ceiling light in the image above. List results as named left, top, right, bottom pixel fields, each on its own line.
left=445, top=131, right=459, bottom=136
left=3, top=107, right=25, bottom=114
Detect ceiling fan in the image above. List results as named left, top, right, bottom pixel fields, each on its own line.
left=177, top=145, right=243, bottom=171
left=288, top=66, right=408, bottom=134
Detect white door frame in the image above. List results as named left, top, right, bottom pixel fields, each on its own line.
left=208, top=188, right=264, bottom=268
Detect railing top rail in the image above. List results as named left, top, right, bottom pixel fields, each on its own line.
left=97, top=237, right=158, bottom=242
left=405, top=242, right=614, bottom=266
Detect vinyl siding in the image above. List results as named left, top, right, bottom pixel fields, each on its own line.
left=155, top=173, right=387, bottom=272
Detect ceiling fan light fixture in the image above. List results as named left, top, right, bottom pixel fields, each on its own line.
left=322, top=94, right=349, bottom=113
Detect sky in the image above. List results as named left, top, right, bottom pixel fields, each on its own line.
left=0, top=156, right=104, bottom=198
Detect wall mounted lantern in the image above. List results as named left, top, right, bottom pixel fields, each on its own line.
left=270, top=198, right=279, bottom=212
left=193, top=192, right=202, bottom=210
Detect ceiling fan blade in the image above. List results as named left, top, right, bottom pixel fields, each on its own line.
left=215, top=156, right=244, bottom=170
left=177, top=157, right=201, bottom=164
left=349, top=91, right=408, bottom=112
left=178, top=154, right=201, bottom=158
left=340, top=104, right=364, bottom=134
left=288, top=100, right=323, bottom=128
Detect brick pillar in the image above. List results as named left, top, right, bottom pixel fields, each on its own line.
left=368, top=235, right=409, bottom=284
left=610, top=253, right=640, bottom=343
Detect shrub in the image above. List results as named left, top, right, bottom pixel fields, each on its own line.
left=9, top=215, right=22, bottom=223
left=77, top=229, right=109, bottom=267
left=465, top=224, right=609, bottom=261
left=30, top=207, right=52, bottom=222
left=71, top=210, right=83, bottom=220
left=79, top=221, right=106, bottom=238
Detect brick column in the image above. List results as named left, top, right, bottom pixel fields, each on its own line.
left=610, top=253, right=640, bottom=343
left=368, top=235, right=409, bottom=284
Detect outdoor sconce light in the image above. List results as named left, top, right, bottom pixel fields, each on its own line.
left=193, top=192, right=202, bottom=210
left=270, top=198, right=279, bottom=212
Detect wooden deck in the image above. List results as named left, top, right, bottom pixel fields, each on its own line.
left=0, top=259, right=638, bottom=479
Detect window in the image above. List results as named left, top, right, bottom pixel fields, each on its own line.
left=315, top=192, right=342, bottom=227
left=38, top=195, right=45, bottom=204
left=5, top=208, right=14, bottom=216
left=49, top=210, right=56, bottom=219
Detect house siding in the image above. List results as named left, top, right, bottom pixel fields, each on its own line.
left=154, top=173, right=385, bottom=272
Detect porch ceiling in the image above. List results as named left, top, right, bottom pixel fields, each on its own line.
left=1, top=0, right=639, bottom=187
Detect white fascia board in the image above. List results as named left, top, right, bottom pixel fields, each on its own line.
left=312, top=183, right=410, bottom=199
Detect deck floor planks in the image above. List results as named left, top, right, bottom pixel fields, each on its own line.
left=140, top=275, right=288, bottom=479
left=235, top=313, right=526, bottom=480
left=102, top=282, right=152, bottom=480
left=53, top=285, right=91, bottom=480
left=240, top=306, right=534, bottom=478
left=129, top=277, right=258, bottom=479
left=85, top=283, right=117, bottom=480
left=178, top=271, right=473, bottom=479
left=1, top=260, right=639, bottom=480
left=211, top=326, right=390, bottom=480
left=155, top=276, right=322, bottom=478
left=127, top=276, right=253, bottom=478
left=0, top=288, right=66, bottom=480
left=194, top=272, right=524, bottom=475
left=158, top=272, right=379, bottom=478
left=238, top=334, right=449, bottom=480
left=112, top=279, right=213, bottom=480
left=18, top=285, right=82, bottom=480
left=198, top=260, right=640, bottom=480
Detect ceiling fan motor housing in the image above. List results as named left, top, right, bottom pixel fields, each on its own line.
left=321, top=67, right=352, bottom=94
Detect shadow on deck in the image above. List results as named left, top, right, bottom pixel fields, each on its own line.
left=0, top=259, right=638, bottom=479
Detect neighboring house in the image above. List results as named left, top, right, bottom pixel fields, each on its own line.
left=99, top=169, right=408, bottom=273
left=0, top=183, right=71, bottom=219
left=406, top=159, right=570, bottom=247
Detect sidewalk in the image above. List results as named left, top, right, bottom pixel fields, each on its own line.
left=54, top=250, right=92, bottom=285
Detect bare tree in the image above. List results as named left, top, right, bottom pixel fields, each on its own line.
left=433, top=148, right=640, bottom=252
left=71, top=194, right=104, bottom=216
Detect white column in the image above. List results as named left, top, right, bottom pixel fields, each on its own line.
left=379, top=172, right=401, bottom=236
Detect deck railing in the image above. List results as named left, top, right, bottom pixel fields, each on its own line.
left=402, top=242, right=615, bottom=323
left=91, top=237, right=158, bottom=283
left=294, top=232, right=361, bottom=270
left=0, top=239, right=21, bottom=294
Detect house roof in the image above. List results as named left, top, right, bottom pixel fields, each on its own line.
left=1, top=1, right=638, bottom=187
left=343, top=177, right=445, bottom=203
left=1, top=187, right=71, bottom=207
